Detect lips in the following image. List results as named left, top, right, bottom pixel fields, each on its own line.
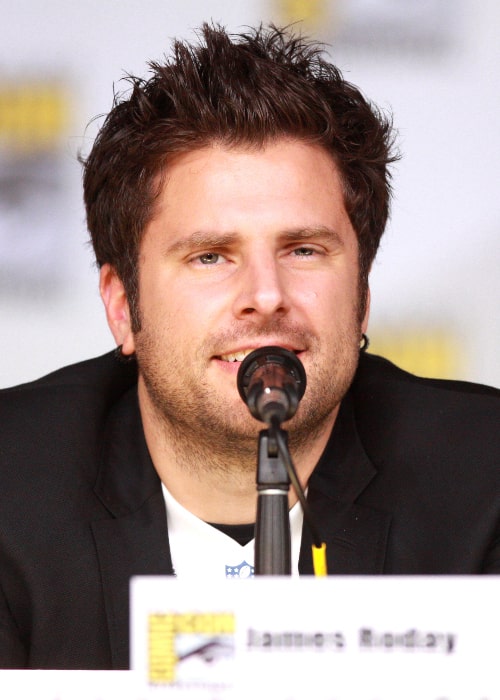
left=216, top=346, right=302, bottom=362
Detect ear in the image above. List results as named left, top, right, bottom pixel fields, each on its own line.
left=99, top=264, right=136, bottom=356
left=361, top=286, right=371, bottom=334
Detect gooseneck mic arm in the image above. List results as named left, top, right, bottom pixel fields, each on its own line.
left=237, top=347, right=306, bottom=576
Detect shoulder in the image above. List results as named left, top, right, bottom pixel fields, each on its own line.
left=352, top=352, right=499, bottom=461
left=354, top=352, right=499, bottom=402
left=0, top=351, right=138, bottom=479
left=0, top=350, right=137, bottom=412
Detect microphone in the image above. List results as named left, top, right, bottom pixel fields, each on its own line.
left=237, top=346, right=306, bottom=424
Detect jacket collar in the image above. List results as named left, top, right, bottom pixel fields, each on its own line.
left=299, top=391, right=391, bottom=575
left=93, top=386, right=159, bottom=517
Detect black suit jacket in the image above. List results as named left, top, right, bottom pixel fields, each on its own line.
left=0, top=351, right=499, bottom=669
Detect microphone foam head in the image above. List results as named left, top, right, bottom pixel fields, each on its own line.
left=237, top=346, right=306, bottom=424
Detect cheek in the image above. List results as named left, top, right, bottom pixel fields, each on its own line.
left=164, top=280, right=230, bottom=330
left=296, top=275, right=360, bottom=327
left=294, top=275, right=348, bottom=309
left=297, top=285, right=320, bottom=303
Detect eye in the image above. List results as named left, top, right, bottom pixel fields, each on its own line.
left=198, top=252, right=222, bottom=265
left=292, top=246, right=315, bottom=256
left=188, top=249, right=231, bottom=270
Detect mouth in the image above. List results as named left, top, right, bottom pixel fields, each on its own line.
left=216, top=346, right=303, bottom=363
left=218, top=349, right=258, bottom=363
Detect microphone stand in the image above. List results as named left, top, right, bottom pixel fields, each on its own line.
left=236, top=346, right=306, bottom=576
left=254, top=419, right=291, bottom=576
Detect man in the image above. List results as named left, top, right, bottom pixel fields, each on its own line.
left=0, top=24, right=498, bottom=670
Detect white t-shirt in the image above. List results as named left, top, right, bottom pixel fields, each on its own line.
left=162, top=483, right=304, bottom=579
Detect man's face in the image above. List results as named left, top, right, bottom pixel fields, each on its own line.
left=121, top=140, right=369, bottom=453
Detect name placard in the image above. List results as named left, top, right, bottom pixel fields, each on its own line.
left=130, top=576, right=500, bottom=699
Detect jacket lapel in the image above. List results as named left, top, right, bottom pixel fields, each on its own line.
left=91, top=388, right=173, bottom=668
left=91, top=492, right=172, bottom=668
left=299, top=392, right=392, bottom=575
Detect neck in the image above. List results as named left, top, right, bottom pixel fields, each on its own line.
left=138, top=381, right=337, bottom=525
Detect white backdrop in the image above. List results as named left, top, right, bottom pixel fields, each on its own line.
left=0, top=0, right=498, bottom=388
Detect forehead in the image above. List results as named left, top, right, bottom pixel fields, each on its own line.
left=146, top=139, right=353, bottom=246
left=159, top=138, right=341, bottom=193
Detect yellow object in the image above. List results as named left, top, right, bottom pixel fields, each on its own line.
left=312, top=543, right=328, bottom=576
left=0, top=82, right=69, bottom=151
left=274, top=0, right=328, bottom=28
left=369, top=327, right=462, bottom=380
left=148, top=612, right=235, bottom=684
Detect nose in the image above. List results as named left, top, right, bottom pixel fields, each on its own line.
left=232, top=253, right=290, bottom=321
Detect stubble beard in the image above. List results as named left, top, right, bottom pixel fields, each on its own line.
left=135, top=314, right=363, bottom=478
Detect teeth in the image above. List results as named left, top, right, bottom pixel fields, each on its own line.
left=219, top=349, right=255, bottom=362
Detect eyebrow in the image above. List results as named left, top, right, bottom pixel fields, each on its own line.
left=280, top=226, right=344, bottom=246
left=163, top=226, right=344, bottom=256
left=164, top=231, right=240, bottom=256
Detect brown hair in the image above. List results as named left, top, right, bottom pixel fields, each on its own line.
left=82, top=23, right=398, bottom=328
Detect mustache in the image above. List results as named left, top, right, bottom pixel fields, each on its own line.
left=202, top=320, right=316, bottom=354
